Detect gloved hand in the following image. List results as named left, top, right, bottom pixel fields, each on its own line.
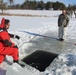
left=13, top=45, right=18, bottom=49
left=15, top=35, right=20, bottom=40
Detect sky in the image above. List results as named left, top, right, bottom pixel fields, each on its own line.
left=4, top=0, right=76, bottom=6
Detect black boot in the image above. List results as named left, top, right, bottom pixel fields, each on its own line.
left=59, top=38, right=64, bottom=41
left=13, top=60, right=25, bottom=68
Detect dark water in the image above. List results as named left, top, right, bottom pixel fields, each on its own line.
left=22, top=50, right=58, bottom=71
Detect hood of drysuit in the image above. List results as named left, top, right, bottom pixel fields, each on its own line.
left=0, top=18, right=5, bottom=28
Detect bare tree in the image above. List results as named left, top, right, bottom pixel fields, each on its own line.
left=0, top=0, right=6, bottom=13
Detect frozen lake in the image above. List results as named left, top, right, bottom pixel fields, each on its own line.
left=0, top=10, right=76, bottom=75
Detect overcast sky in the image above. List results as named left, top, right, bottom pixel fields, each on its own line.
left=4, top=0, right=76, bottom=5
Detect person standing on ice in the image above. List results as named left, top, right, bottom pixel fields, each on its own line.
left=74, top=9, right=76, bottom=18
left=0, top=18, right=25, bottom=67
left=70, top=9, right=73, bottom=18
left=58, top=10, right=69, bottom=41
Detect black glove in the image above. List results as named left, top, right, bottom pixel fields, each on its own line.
left=15, top=35, right=20, bottom=40
left=13, top=45, right=18, bottom=49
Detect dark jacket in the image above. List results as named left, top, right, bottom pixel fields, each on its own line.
left=58, top=14, right=69, bottom=27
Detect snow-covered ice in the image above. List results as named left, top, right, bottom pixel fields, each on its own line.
left=4, top=10, right=61, bottom=17
left=44, top=53, right=76, bottom=75
left=0, top=10, right=76, bottom=75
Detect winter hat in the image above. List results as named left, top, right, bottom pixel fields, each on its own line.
left=0, top=18, right=10, bottom=28
left=0, top=18, right=5, bottom=28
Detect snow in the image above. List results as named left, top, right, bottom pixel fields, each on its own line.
left=6, top=63, right=41, bottom=75
left=6, top=63, right=32, bottom=75
left=4, top=10, right=61, bottom=17
left=0, top=10, right=76, bottom=75
left=44, top=53, right=76, bottom=75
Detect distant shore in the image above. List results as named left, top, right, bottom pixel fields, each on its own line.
left=0, top=13, right=48, bottom=17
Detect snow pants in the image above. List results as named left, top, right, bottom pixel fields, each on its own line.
left=58, top=26, right=67, bottom=39
left=0, top=47, right=19, bottom=64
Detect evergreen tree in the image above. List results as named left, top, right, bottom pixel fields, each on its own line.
left=53, top=1, right=66, bottom=10
left=21, top=1, right=66, bottom=10
left=45, top=2, right=53, bottom=10
left=37, top=1, right=45, bottom=10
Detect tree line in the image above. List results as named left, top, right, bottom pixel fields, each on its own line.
left=0, top=0, right=76, bottom=13
left=10, top=1, right=67, bottom=10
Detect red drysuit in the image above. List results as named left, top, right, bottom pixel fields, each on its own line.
left=0, top=18, right=19, bottom=63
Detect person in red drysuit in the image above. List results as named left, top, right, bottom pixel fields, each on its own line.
left=0, top=18, right=25, bottom=67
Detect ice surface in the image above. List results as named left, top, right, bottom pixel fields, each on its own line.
left=44, top=53, right=76, bottom=75
left=6, top=63, right=41, bottom=75
left=0, top=10, right=76, bottom=75
left=6, top=53, right=76, bottom=75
